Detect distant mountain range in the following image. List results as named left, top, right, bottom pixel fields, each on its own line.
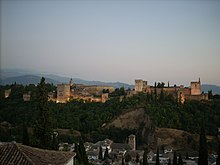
left=1, top=69, right=220, bottom=94
left=0, top=70, right=133, bottom=89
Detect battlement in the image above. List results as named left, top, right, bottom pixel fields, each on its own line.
left=134, top=78, right=207, bottom=103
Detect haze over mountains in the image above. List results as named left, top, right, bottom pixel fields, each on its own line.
left=1, top=69, right=220, bottom=94
left=0, top=69, right=133, bottom=89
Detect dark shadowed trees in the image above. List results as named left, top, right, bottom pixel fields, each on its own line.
left=178, top=154, right=183, bottom=165
left=173, top=151, right=177, bottom=165
left=155, top=148, right=160, bottom=165
left=98, top=146, right=103, bottom=160
left=22, top=122, right=29, bottom=145
left=32, top=77, right=53, bottom=149
left=198, top=122, right=208, bottom=165
left=216, top=143, right=220, bottom=165
left=104, top=147, right=110, bottom=160
left=143, top=149, right=148, bottom=165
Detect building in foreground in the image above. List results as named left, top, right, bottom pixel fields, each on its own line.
left=0, top=142, right=76, bottom=165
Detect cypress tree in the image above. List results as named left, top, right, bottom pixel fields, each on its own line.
left=22, top=122, right=29, bottom=145
left=185, top=152, right=189, bottom=159
left=154, top=82, right=157, bottom=102
left=216, top=143, right=220, bottom=165
left=143, top=150, right=148, bottom=165
left=122, top=156, right=125, bottom=165
left=173, top=151, right=178, bottom=165
left=198, top=122, right=208, bottom=165
left=168, top=158, right=171, bottom=165
left=98, top=146, right=103, bottom=160
left=104, top=147, right=110, bottom=160
left=75, top=143, right=82, bottom=165
left=178, top=154, right=183, bottom=165
left=136, top=153, right=140, bottom=163
left=159, top=89, right=164, bottom=102
left=33, top=77, right=53, bottom=149
left=79, top=141, right=89, bottom=165
left=155, top=148, right=160, bottom=165
left=75, top=143, right=82, bottom=164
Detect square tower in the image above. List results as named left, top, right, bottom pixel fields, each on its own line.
left=190, top=78, right=201, bottom=95
left=135, top=79, right=148, bottom=92
left=57, top=84, right=70, bottom=103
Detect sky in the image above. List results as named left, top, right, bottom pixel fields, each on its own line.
left=1, top=0, right=220, bottom=86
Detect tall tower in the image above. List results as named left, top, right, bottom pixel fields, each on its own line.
left=70, top=78, right=74, bottom=87
left=190, top=78, right=201, bottom=95
left=135, top=79, right=144, bottom=92
left=128, top=134, right=136, bottom=150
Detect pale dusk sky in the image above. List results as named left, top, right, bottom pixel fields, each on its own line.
left=1, top=0, right=220, bottom=86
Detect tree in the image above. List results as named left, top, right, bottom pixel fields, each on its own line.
left=178, top=154, right=183, bottom=165
left=75, top=143, right=82, bottom=165
left=155, top=148, right=160, bottom=165
left=33, top=77, right=53, bottom=149
left=198, top=122, right=208, bottom=165
left=22, top=122, right=29, bottom=145
left=136, top=153, right=140, bottom=163
left=159, top=89, right=164, bottom=102
left=79, top=141, right=89, bottom=165
left=216, top=143, right=220, bottom=165
left=104, top=147, right=110, bottom=160
left=173, top=151, right=178, bottom=165
left=185, top=152, right=189, bottom=159
left=122, top=156, right=125, bottom=165
left=154, top=82, right=157, bottom=102
left=168, top=158, right=171, bottom=165
left=208, top=90, right=213, bottom=99
left=124, top=154, right=131, bottom=162
left=143, top=150, right=148, bottom=165
left=98, top=146, right=103, bottom=160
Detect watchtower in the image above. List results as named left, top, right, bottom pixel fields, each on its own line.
left=190, top=78, right=201, bottom=95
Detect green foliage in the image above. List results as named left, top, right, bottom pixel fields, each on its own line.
left=198, top=122, right=208, bottom=165
left=217, top=143, right=220, bottom=165
left=32, top=77, right=53, bottom=149
left=178, top=154, right=183, bottom=165
left=98, top=146, right=103, bottom=160
left=143, top=150, right=148, bottom=165
left=124, top=154, right=131, bottom=162
left=168, top=158, right=171, bottom=165
left=75, top=142, right=89, bottom=165
left=122, top=156, right=125, bottom=165
left=104, top=147, right=110, bottom=160
left=155, top=148, right=160, bottom=165
left=22, top=122, right=29, bottom=145
left=109, top=87, right=125, bottom=97
left=1, top=82, right=220, bottom=150
left=173, top=151, right=177, bottom=165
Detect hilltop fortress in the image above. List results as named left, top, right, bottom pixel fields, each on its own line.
left=56, top=78, right=114, bottom=103
left=134, top=78, right=208, bottom=103
left=4, top=77, right=208, bottom=104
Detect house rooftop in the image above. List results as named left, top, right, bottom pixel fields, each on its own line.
left=0, top=142, right=76, bottom=165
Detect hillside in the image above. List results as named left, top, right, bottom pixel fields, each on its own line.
left=104, top=108, right=219, bottom=151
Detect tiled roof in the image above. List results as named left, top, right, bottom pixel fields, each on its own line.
left=0, top=143, right=76, bottom=165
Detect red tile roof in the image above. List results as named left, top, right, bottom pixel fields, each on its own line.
left=0, top=143, right=75, bottom=165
